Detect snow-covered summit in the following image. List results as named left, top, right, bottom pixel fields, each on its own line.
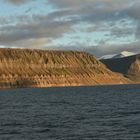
left=99, top=51, right=136, bottom=60
left=99, top=54, right=116, bottom=60
left=114, top=51, right=136, bottom=58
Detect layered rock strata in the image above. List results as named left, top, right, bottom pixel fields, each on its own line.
left=0, top=48, right=132, bottom=88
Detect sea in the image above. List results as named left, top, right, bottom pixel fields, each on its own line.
left=0, top=84, right=140, bottom=140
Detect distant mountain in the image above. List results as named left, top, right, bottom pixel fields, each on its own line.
left=101, top=54, right=140, bottom=83
left=99, top=51, right=136, bottom=60
left=99, top=54, right=117, bottom=60
left=0, top=48, right=132, bottom=89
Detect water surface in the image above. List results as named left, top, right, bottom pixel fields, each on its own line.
left=0, top=84, right=140, bottom=140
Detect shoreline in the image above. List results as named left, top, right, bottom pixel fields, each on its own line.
left=0, top=82, right=139, bottom=90
left=0, top=48, right=137, bottom=90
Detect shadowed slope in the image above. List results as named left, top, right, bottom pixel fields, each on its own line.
left=101, top=54, right=140, bottom=83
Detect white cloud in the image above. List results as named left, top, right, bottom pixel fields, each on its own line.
left=0, top=0, right=140, bottom=55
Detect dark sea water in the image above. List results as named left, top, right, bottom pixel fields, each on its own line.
left=0, top=85, right=140, bottom=140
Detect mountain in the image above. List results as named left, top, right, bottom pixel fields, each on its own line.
left=99, top=51, right=136, bottom=60
left=0, top=48, right=132, bottom=88
left=101, top=54, right=140, bottom=83
left=99, top=54, right=117, bottom=60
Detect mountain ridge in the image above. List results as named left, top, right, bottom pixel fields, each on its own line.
left=101, top=54, right=140, bottom=83
left=0, top=48, right=132, bottom=89
left=99, top=51, right=136, bottom=60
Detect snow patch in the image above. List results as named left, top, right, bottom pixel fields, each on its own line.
left=99, top=51, right=136, bottom=60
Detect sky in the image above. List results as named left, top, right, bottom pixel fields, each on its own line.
left=0, top=0, right=140, bottom=56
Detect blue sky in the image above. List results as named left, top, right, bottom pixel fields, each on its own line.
left=0, top=0, right=140, bottom=56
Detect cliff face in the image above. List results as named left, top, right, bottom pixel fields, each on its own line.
left=0, top=48, right=131, bottom=88
left=101, top=54, right=140, bottom=83
left=127, top=56, right=140, bottom=82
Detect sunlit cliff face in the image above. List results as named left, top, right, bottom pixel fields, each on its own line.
left=0, top=48, right=132, bottom=88
left=0, top=0, right=140, bottom=56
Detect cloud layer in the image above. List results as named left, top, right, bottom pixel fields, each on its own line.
left=6, top=0, right=30, bottom=5
left=0, top=0, right=140, bottom=56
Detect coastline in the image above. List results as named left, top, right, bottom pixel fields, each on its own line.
left=0, top=48, right=136, bottom=90
left=0, top=81, right=136, bottom=90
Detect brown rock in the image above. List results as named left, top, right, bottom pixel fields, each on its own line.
left=0, top=48, right=132, bottom=89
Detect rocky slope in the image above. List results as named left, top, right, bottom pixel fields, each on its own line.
left=0, top=48, right=132, bottom=88
left=101, top=54, right=140, bottom=83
